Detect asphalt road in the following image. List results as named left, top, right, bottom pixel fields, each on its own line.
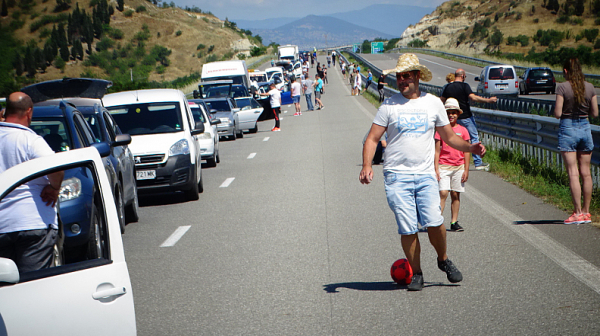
left=122, top=57, right=600, bottom=335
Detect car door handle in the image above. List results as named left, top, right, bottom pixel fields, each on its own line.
left=92, top=286, right=127, bottom=300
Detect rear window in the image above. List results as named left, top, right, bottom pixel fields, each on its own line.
left=106, top=102, right=184, bottom=135
left=488, top=67, right=515, bottom=80
left=529, top=69, right=553, bottom=79
left=30, top=118, right=72, bottom=152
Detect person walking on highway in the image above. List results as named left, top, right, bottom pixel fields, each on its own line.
left=441, top=68, right=497, bottom=171
left=353, top=69, right=362, bottom=96
left=0, top=92, right=64, bottom=273
left=435, top=98, right=471, bottom=232
left=302, top=75, right=314, bottom=111
left=359, top=54, right=486, bottom=291
left=554, top=58, right=598, bottom=224
left=364, top=70, right=373, bottom=94
left=259, top=83, right=281, bottom=131
left=291, top=77, right=302, bottom=116
left=313, top=74, right=324, bottom=110
left=377, top=74, right=387, bottom=103
left=332, top=51, right=336, bottom=66
left=341, top=62, right=347, bottom=80
left=322, top=66, right=328, bottom=85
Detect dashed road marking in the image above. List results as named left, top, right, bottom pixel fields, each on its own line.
left=160, top=226, right=191, bottom=247
left=247, top=153, right=256, bottom=159
left=220, top=177, right=235, bottom=188
left=263, top=137, right=270, bottom=141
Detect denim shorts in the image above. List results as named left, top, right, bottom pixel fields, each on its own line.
left=384, top=173, right=443, bottom=235
left=558, top=118, right=594, bottom=152
left=292, top=95, right=300, bottom=104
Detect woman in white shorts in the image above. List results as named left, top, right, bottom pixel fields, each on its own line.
left=435, top=98, right=470, bottom=232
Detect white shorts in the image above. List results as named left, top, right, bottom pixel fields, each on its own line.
left=439, top=168, right=465, bottom=192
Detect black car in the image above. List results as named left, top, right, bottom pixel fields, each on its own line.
left=519, top=67, right=556, bottom=95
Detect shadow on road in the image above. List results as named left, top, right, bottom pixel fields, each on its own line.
left=139, top=192, right=188, bottom=207
left=513, top=220, right=564, bottom=225
left=323, top=281, right=459, bottom=293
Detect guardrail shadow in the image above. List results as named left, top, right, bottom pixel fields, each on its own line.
left=513, top=220, right=564, bottom=225
left=323, top=281, right=459, bottom=293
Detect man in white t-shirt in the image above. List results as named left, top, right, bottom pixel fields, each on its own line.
left=291, top=78, right=302, bottom=116
left=359, top=54, right=486, bottom=291
left=0, top=92, right=64, bottom=272
left=259, top=83, right=282, bottom=131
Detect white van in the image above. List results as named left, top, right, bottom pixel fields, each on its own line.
left=201, top=60, right=251, bottom=90
left=103, top=89, right=205, bottom=201
left=475, top=65, right=519, bottom=96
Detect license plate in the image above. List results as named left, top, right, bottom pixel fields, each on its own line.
left=136, top=170, right=156, bottom=180
left=496, top=84, right=508, bottom=88
left=537, top=80, right=547, bottom=84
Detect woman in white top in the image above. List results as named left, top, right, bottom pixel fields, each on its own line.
left=353, top=69, right=362, bottom=95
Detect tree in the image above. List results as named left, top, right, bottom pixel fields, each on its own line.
left=14, top=52, right=24, bottom=76
left=24, top=46, right=36, bottom=77
left=1, top=0, right=8, bottom=17
left=488, top=29, right=504, bottom=46
left=117, top=0, right=123, bottom=11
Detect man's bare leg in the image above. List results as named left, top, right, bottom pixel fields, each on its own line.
left=401, top=234, right=421, bottom=273
left=426, top=224, right=448, bottom=262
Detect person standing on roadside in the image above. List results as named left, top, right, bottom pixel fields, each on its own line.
left=322, top=66, right=328, bottom=85
left=554, top=58, right=598, bottom=224
left=441, top=68, right=497, bottom=171
left=0, top=92, right=64, bottom=273
left=341, top=62, right=347, bottom=80
left=377, top=73, right=387, bottom=103
left=364, top=69, right=373, bottom=94
left=259, top=83, right=281, bottom=131
left=313, top=74, right=324, bottom=110
left=302, top=75, right=314, bottom=111
left=332, top=51, right=336, bottom=66
left=353, top=69, right=362, bottom=96
left=348, top=63, right=355, bottom=85
left=291, top=77, right=302, bottom=116
left=327, top=54, right=331, bottom=68
left=359, top=54, right=486, bottom=291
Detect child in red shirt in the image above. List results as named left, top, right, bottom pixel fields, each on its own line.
left=435, top=98, right=470, bottom=232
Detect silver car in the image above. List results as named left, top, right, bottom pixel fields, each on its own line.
left=203, top=97, right=241, bottom=140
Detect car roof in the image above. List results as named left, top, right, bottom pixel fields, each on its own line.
left=199, top=80, right=234, bottom=85
left=31, top=104, right=71, bottom=118
left=21, top=78, right=112, bottom=104
left=103, top=89, right=184, bottom=106
left=203, top=97, right=231, bottom=102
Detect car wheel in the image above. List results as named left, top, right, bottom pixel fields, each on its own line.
left=184, top=170, right=200, bottom=201
left=237, top=126, right=244, bottom=138
left=249, top=123, right=258, bottom=133
left=198, top=172, right=204, bottom=193
left=125, top=177, right=139, bottom=224
left=207, top=156, right=217, bottom=167
left=216, top=150, right=220, bottom=163
left=87, top=202, right=104, bottom=259
left=115, top=183, right=126, bottom=234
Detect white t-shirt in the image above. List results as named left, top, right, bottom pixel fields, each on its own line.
left=354, top=74, right=362, bottom=87
left=373, top=92, right=449, bottom=175
left=268, top=89, right=281, bottom=108
left=291, top=82, right=302, bottom=96
left=0, top=122, right=57, bottom=233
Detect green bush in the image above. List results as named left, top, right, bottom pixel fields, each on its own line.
left=175, top=30, right=182, bottom=36
left=237, top=53, right=246, bottom=60
left=206, top=54, right=218, bottom=62
left=196, top=43, right=205, bottom=50
left=124, top=9, right=133, bottom=17
left=107, top=28, right=124, bottom=40
left=135, top=6, right=146, bottom=13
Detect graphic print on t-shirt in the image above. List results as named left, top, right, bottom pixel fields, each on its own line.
left=396, top=110, right=428, bottom=136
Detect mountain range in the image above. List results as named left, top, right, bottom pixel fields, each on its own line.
left=234, top=4, right=432, bottom=48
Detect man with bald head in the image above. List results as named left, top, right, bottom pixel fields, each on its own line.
left=441, top=68, right=497, bottom=170
left=0, top=92, right=64, bottom=273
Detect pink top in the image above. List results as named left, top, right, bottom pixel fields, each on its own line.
left=435, top=124, right=470, bottom=166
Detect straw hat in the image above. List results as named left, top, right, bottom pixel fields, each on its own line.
left=382, top=53, right=432, bottom=82
left=444, top=98, right=463, bottom=114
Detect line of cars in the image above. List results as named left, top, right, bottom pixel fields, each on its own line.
left=474, top=65, right=556, bottom=96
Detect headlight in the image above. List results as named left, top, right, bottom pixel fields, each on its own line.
left=199, top=132, right=212, bottom=139
left=59, top=177, right=82, bottom=202
left=169, top=139, right=190, bottom=156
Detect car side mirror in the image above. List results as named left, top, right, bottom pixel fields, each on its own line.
left=232, top=108, right=240, bottom=113
left=91, top=142, right=111, bottom=157
left=0, top=258, right=19, bottom=284
left=210, top=119, right=221, bottom=125
left=191, top=121, right=205, bottom=135
left=193, top=90, right=199, bottom=99
left=474, top=77, right=480, bottom=82
left=113, top=134, right=132, bottom=147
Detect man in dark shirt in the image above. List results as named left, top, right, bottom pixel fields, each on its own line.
left=377, top=74, right=387, bottom=103
left=441, top=69, right=497, bottom=170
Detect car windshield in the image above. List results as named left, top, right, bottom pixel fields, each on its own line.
left=30, top=118, right=72, bottom=152
left=530, top=69, right=553, bottom=79
left=106, top=102, right=184, bottom=135
left=235, top=98, right=251, bottom=108
left=189, top=106, right=207, bottom=124
left=250, top=74, right=267, bottom=82
left=488, top=67, right=515, bottom=80
left=205, top=100, right=230, bottom=112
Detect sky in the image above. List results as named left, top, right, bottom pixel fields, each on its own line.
left=176, top=0, right=443, bottom=21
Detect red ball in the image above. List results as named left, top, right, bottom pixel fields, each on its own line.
left=391, top=258, right=413, bottom=285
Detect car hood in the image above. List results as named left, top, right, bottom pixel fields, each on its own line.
left=22, top=78, right=113, bottom=103
left=128, top=132, right=187, bottom=155
left=214, top=111, right=234, bottom=119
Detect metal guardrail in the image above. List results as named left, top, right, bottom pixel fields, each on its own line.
left=337, top=50, right=600, bottom=186
left=391, top=47, right=600, bottom=82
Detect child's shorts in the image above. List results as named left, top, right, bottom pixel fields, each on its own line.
left=439, top=167, right=465, bottom=192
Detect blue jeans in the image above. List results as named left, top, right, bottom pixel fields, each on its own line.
left=305, top=93, right=314, bottom=110
left=457, top=116, right=483, bottom=166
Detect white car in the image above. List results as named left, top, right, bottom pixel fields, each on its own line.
left=0, top=147, right=136, bottom=335
left=234, top=96, right=263, bottom=134
left=188, top=100, right=221, bottom=167
left=103, top=89, right=205, bottom=201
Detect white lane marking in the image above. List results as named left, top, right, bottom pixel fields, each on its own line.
left=220, top=177, right=235, bottom=188
left=466, top=187, right=600, bottom=295
left=284, top=110, right=288, bottom=113
left=247, top=153, right=256, bottom=159
left=160, top=226, right=191, bottom=247
left=263, top=137, right=270, bottom=141
left=419, top=57, right=479, bottom=77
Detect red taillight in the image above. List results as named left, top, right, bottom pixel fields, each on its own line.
left=484, top=82, right=488, bottom=89
left=515, top=81, right=519, bottom=88
left=552, top=78, right=556, bottom=83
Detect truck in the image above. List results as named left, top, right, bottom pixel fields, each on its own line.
left=277, top=44, right=299, bottom=62
left=201, top=60, right=251, bottom=90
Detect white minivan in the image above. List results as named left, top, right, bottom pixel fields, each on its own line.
left=475, top=64, right=519, bottom=96
left=103, top=89, right=205, bottom=201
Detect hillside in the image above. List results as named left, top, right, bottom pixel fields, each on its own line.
left=252, top=15, right=394, bottom=49
left=396, top=0, right=600, bottom=60
left=0, top=0, right=261, bottom=89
